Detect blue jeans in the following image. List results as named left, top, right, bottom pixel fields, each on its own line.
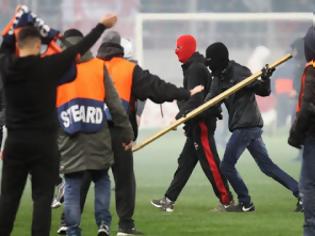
left=301, top=136, right=315, bottom=236
left=64, top=170, right=111, bottom=236
left=221, top=127, right=299, bottom=204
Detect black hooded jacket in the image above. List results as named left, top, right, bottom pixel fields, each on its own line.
left=175, top=52, right=220, bottom=135
left=289, top=27, right=315, bottom=147
left=206, top=60, right=271, bottom=131
left=97, top=43, right=190, bottom=139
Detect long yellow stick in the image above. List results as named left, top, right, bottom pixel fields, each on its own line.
left=133, top=53, right=292, bottom=152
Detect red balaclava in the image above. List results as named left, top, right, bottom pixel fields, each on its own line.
left=175, top=34, right=196, bottom=63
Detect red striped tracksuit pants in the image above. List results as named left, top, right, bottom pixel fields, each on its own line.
left=165, top=121, right=232, bottom=205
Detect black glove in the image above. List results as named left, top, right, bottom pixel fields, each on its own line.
left=261, top=64, right=275, bottom=80
left=288, top=121, right=304, bottom=149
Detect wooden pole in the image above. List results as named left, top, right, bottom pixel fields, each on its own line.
left=133, top=53, right=292, bottom=152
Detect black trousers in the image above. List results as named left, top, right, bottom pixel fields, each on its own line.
left=110, top=127, right=135, bottom=229
left=0, top=131, right=59, bottom=236
left=165, top=121, right=233, bottom=205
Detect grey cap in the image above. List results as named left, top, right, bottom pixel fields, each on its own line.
left=101, top=30, right=121, bottom=45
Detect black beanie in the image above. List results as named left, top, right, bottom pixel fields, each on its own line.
left=205, top=42, right=229, bottom=74
left=63, top=29, right=83, bottom=39
left=304, top=26, right=315, bottom=62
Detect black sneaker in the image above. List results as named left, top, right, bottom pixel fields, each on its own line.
left=57, top=225, right=67, bottom=235
left=117, top=227, right=144, bottom=236
left=225, top=202, right=255, bottom=212
left=295, top=198, right=304, bottom=212
left=151, top=197, right=175, bottom=212
left=98, top=224, right=110, bottom=236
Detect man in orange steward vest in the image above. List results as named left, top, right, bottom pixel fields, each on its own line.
left=56, top=29, right=134, bottom=236
left=96, top=30, right=204, bottom=236
left=0, top=10, right=117, bottom=236
left=289, top=26, right=315, bottom=236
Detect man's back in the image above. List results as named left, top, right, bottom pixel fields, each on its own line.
left=4, top=55, right=59, bottom=131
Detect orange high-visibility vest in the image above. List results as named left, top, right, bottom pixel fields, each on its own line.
left=103, top=57, right=135, bottom=119
left=296, top=60, right=315, bottom=112
left=56, top=58, right=106, bottom=134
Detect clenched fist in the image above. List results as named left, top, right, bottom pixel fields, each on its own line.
left=100, top=14, right=117, bottom=28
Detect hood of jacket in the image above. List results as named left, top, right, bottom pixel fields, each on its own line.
left=97, top=42, right=124, bottom=60
left=304, top=26, right=315, bottom=62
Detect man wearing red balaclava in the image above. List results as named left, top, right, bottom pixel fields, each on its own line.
left=175, top=34, right=196, bottom=63
left=151, top=35, right=234, bottom=212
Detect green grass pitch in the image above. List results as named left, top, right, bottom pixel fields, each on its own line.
left=7, top=128, right=303, bottom=236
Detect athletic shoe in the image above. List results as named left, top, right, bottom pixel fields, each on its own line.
left=98, top=224, right=110, bottom=236
left=295, top=198, right=304, bottom=212
left=151, top=197, right=175, bottom=212
left=57, top=225, right=67, bottom=235
left=211, top=200, right=236, bottom=212
left=225, top=202, right=255, bottom=212
left=51, top=199, right=62, bottom=208
left=52, top=181, right=65, bottom=208
left=117, top=227, right=144, bottom=236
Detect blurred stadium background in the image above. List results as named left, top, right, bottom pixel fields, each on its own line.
left=1, top=0, right=314, bottom=132
left=1, top=0, right=314, bottom=235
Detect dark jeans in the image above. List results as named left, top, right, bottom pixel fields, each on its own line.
left=60, top=171, right=94, bottom=225
left=110, top=127, right=136, bottom=229
left=301, top=136, right=315, bottom=236
left=64, top=170, right=111, bottom=236
left=0, top=131, right=59, bottom=236
left=221, top=127, right=299, bottom=204
left=165, top=121, right=232, bottom=205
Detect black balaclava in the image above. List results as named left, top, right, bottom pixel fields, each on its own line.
left=304, top=26, right=315, bottom=62
left=205, top=42, right=229, bottom=74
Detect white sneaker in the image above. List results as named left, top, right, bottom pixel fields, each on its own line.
left=98, top=224, right=110, bottom=236
left=51, top=199, right=62, bottom=208
left=57, top=225, right=67, bottom=235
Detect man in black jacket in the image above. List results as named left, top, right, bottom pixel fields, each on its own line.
left=95, top=31, right=203, bottom=236
left=0, top=12, right=117, bottom=236
left=289, top=26, right=315, bottom=235
left=205, top=42, right=301, bottom=212
left=151, top=35, right=233, bottom=212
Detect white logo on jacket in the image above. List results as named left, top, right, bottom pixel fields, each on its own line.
left=60, top=105, right=103, bottom=128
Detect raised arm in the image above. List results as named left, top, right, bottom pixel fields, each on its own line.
left=43, top=15, right=117, bottom=79
left=0, top=40, right=15, bottom=82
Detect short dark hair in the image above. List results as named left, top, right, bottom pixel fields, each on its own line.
left=16, top=26, right=41, bottom=48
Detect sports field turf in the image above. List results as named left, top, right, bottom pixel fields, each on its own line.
left=8, top=128, right=303, bottom=236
